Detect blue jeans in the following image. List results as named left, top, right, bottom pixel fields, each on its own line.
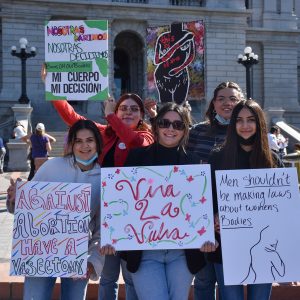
left=194, top=260, right=217, bottom=300
left=130, top=250, right=193, bottom=300
left=214, top=263, right=272, bottom=300
left=23, top=276, right=88, bottom=300
left=99, top=254, right=137, bottom=300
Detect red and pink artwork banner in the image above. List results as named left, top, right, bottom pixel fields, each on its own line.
left=146, top=20, right=205, bottom=104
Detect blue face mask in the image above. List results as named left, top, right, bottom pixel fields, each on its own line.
left=215, top=114, right=230, bottom=125
left=75, top=153, right=98, bottom=166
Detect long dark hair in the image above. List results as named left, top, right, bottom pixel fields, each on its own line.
left=205, top=81, right=244, bottom=125
left=221, top=99, right=274, bottom=169
left=65, top=119, right=103, bottom=159
left=152, top=102, right=191, bottom=150
left=105, top=93, right=151, bottom=136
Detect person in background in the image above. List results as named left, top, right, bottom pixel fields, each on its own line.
left=6, top=120, right=113, bottom=300
left=205, top=99, right=283, bottom=300
left=0, top=136, right=6, bottom=173
left=12, top=121, right=26, bottom=140
left=276, top=127, right=288, bottom=158
left=267, top=126, right=280, bottom=153
left=50, top=94, right=153, bottom=300
left=123, top=102, right=206, bottom=300
left=24, top=123, right=56, bottom=180
left=187, top=81, right=244, bottom=300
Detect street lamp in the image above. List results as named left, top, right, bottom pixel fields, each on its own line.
left=237, top=46, right=259, bottom=99
left=11, top=37, right=37, bottom=104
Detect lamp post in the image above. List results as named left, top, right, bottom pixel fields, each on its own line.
left=11, top=38, right=36, bottom=104
left=237, top=46, right=258, bottom=99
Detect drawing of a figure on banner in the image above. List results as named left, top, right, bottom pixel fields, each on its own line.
left=147, top=21, right=205, bottom=104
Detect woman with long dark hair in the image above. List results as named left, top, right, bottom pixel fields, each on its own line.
left=206, top=99, right=283, bottom=300
left=188, top=81, right=244, bottom=300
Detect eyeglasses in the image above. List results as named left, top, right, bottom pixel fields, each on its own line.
left=157, top=119, right=185, bottom=131
left=118, top=105, right=140, bottom=112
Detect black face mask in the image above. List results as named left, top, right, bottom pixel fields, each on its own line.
left=238, top=134, right=256, bottom=146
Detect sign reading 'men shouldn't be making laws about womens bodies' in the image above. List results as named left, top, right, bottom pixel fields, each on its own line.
left=45, top=20, right=108, bottom=101
left=215, top=168, right=300, bottom=285
left=101, top=165, right=215, bottom=251
left=10, top=181, right=91, bottom=278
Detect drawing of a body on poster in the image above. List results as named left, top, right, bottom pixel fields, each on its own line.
left=100, top=164, right=215, bottom=251
left=215, top=168, right=300, bottom=285
left=147, top=20, right=205, bottom=104
left=10, top=181, right=91, bottom=278
left=45, top=20, right=108, bottom=101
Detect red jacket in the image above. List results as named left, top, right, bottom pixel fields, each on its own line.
left=52, top=101, right=154, bottom=166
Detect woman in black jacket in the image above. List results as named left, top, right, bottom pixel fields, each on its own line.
left=123, top=102, right=206, bottom=300
left=207, top=99, right=283, bottom=300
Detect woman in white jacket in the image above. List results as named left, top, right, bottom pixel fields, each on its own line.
left=7, top=119, right=113, bottom=300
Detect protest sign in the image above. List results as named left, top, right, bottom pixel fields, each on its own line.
left=147, top=20, right=205, bottom=104
left=215, top=168, right=300, bottom=285
left=101, top=164, right=214, bottom=250
left=10, top=181, right=91, bottom=278
left=45, top=20, right=108, bottom=101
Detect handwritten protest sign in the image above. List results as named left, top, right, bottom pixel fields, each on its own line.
left=215, top=168, right=300, bottom=285
left=45, top=20, right=108, bottom=101
left=10, top=181, right=91, bottom=278
left=101, top=165, right=215, bottom=250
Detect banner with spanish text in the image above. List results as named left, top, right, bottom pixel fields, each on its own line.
left=45, top=20, right=108, bottom=101
left=101, top=164, right=214, bottom=250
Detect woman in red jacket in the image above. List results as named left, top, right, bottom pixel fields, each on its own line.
left=52, top=93, right=154, bottom=300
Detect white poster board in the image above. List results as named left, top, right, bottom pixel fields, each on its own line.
left=101, top=164, right=215, bottom=250
left=215, top=168, right=300, bottom=285
left=10, top=181, right=91, bottom=278
left=45, top=20, right=108, bottom=101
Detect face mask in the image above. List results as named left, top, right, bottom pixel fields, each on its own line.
left=215, top=114, right=230, bottom=125
left=238, top=134, right=256, bottom=146
left=75, top=153, right=98, bottom=166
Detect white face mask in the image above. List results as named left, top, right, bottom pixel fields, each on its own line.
left=215, top=114, right=230, bottom=125
left=75, top=153, right=98, bottom=166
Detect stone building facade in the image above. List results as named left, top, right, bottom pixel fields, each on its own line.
left=0, top=0, right=299, bottom=137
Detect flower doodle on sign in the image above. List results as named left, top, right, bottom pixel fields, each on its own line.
left=101, top=165, right=212, bottom=248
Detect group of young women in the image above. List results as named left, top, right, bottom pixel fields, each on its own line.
left=6, top=80, right=282, bottom=300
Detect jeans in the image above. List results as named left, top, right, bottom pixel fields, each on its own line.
left=99, top=254, right=137, bottom=300
left=23, top=276, right=88, bottom=300
left=214, top=263, right=272, bottom=300
left=130, top=250, right=193, bottom=300
left=194, top=260, right=217, bottom=300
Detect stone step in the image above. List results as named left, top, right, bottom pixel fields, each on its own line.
left=47, top=131, right=67, bottom=157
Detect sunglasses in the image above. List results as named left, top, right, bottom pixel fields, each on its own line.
left=118, top=105, right=140, bottom=112
left=157, top=119, right=185, bottom=131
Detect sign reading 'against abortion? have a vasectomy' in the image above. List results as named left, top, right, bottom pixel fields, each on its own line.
left=100, top=164, right=215, bottom=251
left=10, top=181, right=91, bottom=278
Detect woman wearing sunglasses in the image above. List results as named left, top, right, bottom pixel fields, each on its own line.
left=122, top=102, right=205, bottom=300
left=49, top=92, right=154, bottom=300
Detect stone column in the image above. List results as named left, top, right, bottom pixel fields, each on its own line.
left=6, top=104, right=32, bottom=171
